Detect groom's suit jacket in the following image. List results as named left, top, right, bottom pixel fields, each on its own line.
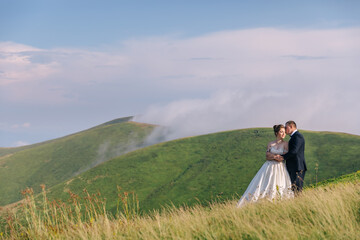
left=282, top=131, right=307, bottom=172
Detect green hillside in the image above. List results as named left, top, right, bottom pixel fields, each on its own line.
left=0, top=146, right=32, bottom=157
left=309, top=169, right=360, bottom=187
left=0, top=117, right=155, bottom=206
left=47, top=128, right=360, bottom=214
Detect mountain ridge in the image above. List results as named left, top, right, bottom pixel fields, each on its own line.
left=0, top=118, right=156, bottom=206
left=0, top=116, right=136, bottom=152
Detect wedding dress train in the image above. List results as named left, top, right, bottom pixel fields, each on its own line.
left=237, top=146, right=293, bottom=207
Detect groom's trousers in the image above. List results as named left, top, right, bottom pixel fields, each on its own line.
left=289, top=170, right=306, bottom=194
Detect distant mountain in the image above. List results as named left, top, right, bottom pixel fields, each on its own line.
left=46, top=128, right=360, bottom=213
left=0, top=117, right=156, bottom=206
left=0, top=145, right=33, bottom=157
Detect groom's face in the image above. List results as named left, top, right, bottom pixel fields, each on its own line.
left=285, top=125, right=291, bottom=135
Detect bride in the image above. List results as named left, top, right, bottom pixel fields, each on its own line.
left=237, top=124, right=293, bottom=207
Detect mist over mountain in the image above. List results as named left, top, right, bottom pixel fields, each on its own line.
left=0, top=118, right=155, bottom=206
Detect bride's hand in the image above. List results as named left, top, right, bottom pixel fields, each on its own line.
left=274, top=155, right=284, bottom=162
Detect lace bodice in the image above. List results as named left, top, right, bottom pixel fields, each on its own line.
left=269, top=146, right=286, bottom=155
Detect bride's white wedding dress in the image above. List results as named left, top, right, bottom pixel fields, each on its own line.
left=237, top=145, right=293, bottom=207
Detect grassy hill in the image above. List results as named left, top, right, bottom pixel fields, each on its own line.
left=46, top=128, right=360, bottom=214
left=0, top=117, right=155, bottom=206
left=0, top=145, right=32, bottom=157
left=308, top=169, right=360, bottom=187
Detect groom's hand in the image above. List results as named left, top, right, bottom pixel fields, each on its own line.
left=274, top=155, right=284, bottom=162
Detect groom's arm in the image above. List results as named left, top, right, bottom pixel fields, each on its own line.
left=266, top=143, right=284, bottom=161
left=266, top=151, right=276, bottom=160
left=282, top=135, right=303, bottom=160
left=266, top=152, right=283, bottom=161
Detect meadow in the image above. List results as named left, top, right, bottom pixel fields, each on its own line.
left=1, top=121, right=360, bottom=239
left=1, top=171, right=359, bottom=239
left=45, top=128, right=360, bottom=214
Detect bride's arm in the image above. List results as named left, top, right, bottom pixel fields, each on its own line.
left=266, top=142, right=277, bottom=160
left=266, top=141, right=285, bottom=162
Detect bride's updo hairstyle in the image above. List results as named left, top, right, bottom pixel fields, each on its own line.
left=273, top=124, right=285, bottom=136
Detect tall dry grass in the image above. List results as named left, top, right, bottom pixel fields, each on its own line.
left=1, top=181, right=359, bottom=239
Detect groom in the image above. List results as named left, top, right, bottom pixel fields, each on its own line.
left=280, top=121, right=307, bottom=194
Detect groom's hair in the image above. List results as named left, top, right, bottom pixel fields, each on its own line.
left=286, top=120, right=297, bottom=128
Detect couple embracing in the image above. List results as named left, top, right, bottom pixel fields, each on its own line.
left=237, top=121, right=307, bottom=207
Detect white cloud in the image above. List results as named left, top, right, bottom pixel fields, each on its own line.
left=1, top=27, right=360, bottom=141
left=130, top=28, right=360, bottom=138
left=135, top=90, right=285, bottom=140
left=14, top=141, right=30, bottom=147
left=0, top=42, right=59, bottom=86
left=135, top=86, right=360, bottom=142
left=0, top=42, right=129, bottom=104
left=11, top=122, right=31, bottom=129
left=2, top=28, right=359, bottom=102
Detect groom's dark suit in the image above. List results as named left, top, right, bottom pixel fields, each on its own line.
left=282, top=130, right=307, bottom=192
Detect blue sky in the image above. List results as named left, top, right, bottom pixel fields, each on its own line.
left=1, top=1, right=360, bottom=146
left=2, top=0, right=359, bottom=48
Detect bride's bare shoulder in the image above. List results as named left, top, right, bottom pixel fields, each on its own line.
left=267, top=140, right=276, bottom=148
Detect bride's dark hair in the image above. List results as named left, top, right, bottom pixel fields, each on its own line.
left=273, top=124, right=285, bottom=136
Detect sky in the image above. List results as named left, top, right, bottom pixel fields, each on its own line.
left=1, top=0, right=360, bottom=147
